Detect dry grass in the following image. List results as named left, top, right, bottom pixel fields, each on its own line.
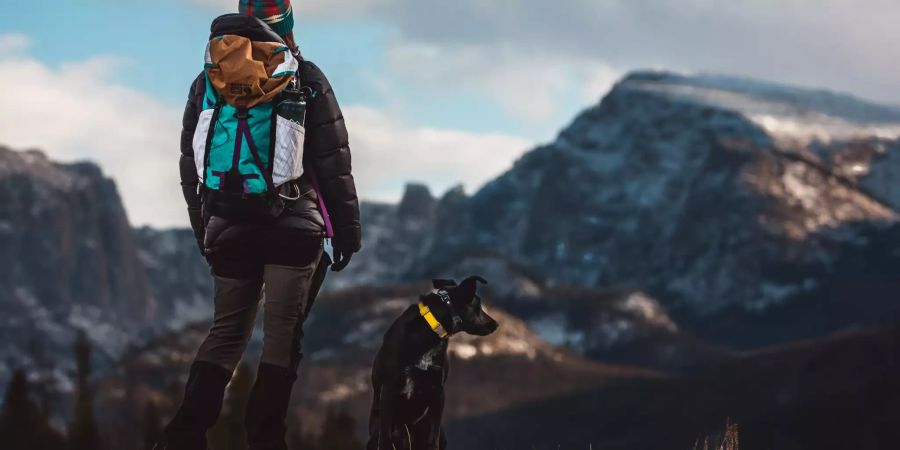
left=694, top=419, right=739, bottom=450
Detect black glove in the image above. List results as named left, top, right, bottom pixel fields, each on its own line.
left=330, top=245, right=353, bottom=272
left=330, top=229, right=360, bottom=272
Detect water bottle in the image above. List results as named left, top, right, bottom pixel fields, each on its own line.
left=277, top=84, right=307, bottom=125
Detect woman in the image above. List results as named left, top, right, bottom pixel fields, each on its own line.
left=159, top=1, right=361, bottom=448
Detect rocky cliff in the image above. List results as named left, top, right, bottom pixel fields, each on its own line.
left=338, top=72, right=900, bottom=349
left=4, top=70, right=900, bottom=390
left=0, top=147, right=153, bottom=387
left=0, top=148, right=212, bottom=392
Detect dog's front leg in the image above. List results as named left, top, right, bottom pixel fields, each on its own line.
left=410, top=391, right=445, bottom=450
left=366, top=384, right=383, bottom=450
left=376, top=380, right=398, bottom=450
left=438, top=428, right=447, bottom=450
left=372, top=336, right=404, bottom=450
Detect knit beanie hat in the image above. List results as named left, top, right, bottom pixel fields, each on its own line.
left=238, top=0, right=294, bottom=36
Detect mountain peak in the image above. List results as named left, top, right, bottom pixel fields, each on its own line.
left=378, top=70, right=900, bottom=318
left=609, top=71, right=900, bottom=144
left=0, top=145, right=111, bottom=191
left=397, top=182, right=436, bottom=220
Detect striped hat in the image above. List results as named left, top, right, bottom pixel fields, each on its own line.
left=238, top=0, right=294, bottom=36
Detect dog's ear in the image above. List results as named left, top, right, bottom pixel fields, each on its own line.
left=467, top=275, right=487, bottom=285
left=432, top=279, right=458, bottom=290
left=456, top=275, right=487, bottom=301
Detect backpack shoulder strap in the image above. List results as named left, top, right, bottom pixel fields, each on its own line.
left=307, top=170, right=335, bottom=239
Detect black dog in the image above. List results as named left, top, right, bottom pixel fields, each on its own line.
left=367, top=276, right=499, bottom=450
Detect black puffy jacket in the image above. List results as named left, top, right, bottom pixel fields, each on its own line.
left=179, top=59, right=362, bottom=254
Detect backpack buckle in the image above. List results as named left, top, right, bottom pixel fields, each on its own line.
left=278, top=182, right=301, bottom=201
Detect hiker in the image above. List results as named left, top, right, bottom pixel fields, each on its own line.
left=158, top=1, right=361, bottom=449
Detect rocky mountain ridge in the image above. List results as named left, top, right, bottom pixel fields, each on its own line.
left=0, top=147, right=150, bottom=386
left=3, top=69, right=900, bottom=394
left=0, top=147, right=210, bottom=392
left=335, top=71, right=900, bottom=349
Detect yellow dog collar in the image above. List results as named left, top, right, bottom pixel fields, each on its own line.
left=418, top=302, right=449, bottom=339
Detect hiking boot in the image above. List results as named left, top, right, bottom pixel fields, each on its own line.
left=163, top=361, right=232, bottom=450
left=245, top=363, right=299, bottom=450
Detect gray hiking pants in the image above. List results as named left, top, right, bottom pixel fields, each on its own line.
left=195, top=220, right=327, bottom=372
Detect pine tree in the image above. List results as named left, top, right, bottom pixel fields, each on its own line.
left=207, top=362, right=254, bottom=450
left=0, top=369, right=67, bottom=450
left=142, top=401, right=164, bottom=450
left=26, top=337, right=52, bottom=416
left=68, top=331, right=101, bottom=450
left=317, top=408, right=363, bottom=450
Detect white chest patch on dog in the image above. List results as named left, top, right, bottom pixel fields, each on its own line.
left=416, top=346, right=442, bottom=371
left=401, top=376, right=415, bottom=399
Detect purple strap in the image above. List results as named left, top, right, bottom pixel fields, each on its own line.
left=237, top=117, right=276, bottom=193
left=292, top=68, right=334, bottom=239
left=308, top=170, right=334, bottom=238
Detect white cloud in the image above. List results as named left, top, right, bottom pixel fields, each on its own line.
left=384, top=42, right=621, bottom=123
left=190, top=0, right=624, bottom=122
left=389, top=0, right=900, bottom=104
left=0, top=34, right=533, bottom=227
left=193, top=0, right=900, bottom=106
left=0, top=49, right=184, bottom=228
left=579, top=62, right=623, bottom=104
left=0, top=33, right=31, bottom=56
left=344, top=105, right=531, bottom=202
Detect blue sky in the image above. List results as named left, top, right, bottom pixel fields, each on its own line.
left=0, top=0, right=547, bottom=138
left=2, top=0, right=900, bottom=227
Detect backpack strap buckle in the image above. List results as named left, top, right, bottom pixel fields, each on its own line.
left=277, top=181, right=301, bottom=201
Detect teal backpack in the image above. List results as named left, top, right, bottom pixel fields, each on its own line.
left=192, top=17, right=308, bottom=219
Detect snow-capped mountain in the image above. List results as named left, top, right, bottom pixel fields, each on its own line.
left=339, top=71, right=900, bottom=348
left=0, top=147, right=151, bottom=387
left=4, top=70, right=900, bottom=395
left=0, top=147, right=212, bottom=392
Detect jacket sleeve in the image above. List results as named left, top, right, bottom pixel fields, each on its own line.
left=180, top=73, right=207, bottom=253
left=301, top=61, right=362, bottom=253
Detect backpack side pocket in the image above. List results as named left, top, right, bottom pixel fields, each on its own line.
left=192, top=108, right=216, bottom=181
left=272, top=116, right=306, bottom=187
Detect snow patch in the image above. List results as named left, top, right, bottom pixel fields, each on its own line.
left=633, top=79, right=900, bottom=145
left=621, top=292, right=679, bottom=333
left=751, top=114, right=900, bottom=145
left=450, top=343, right=478, bottom=359
left=319, top=371, right=369, bottom=403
